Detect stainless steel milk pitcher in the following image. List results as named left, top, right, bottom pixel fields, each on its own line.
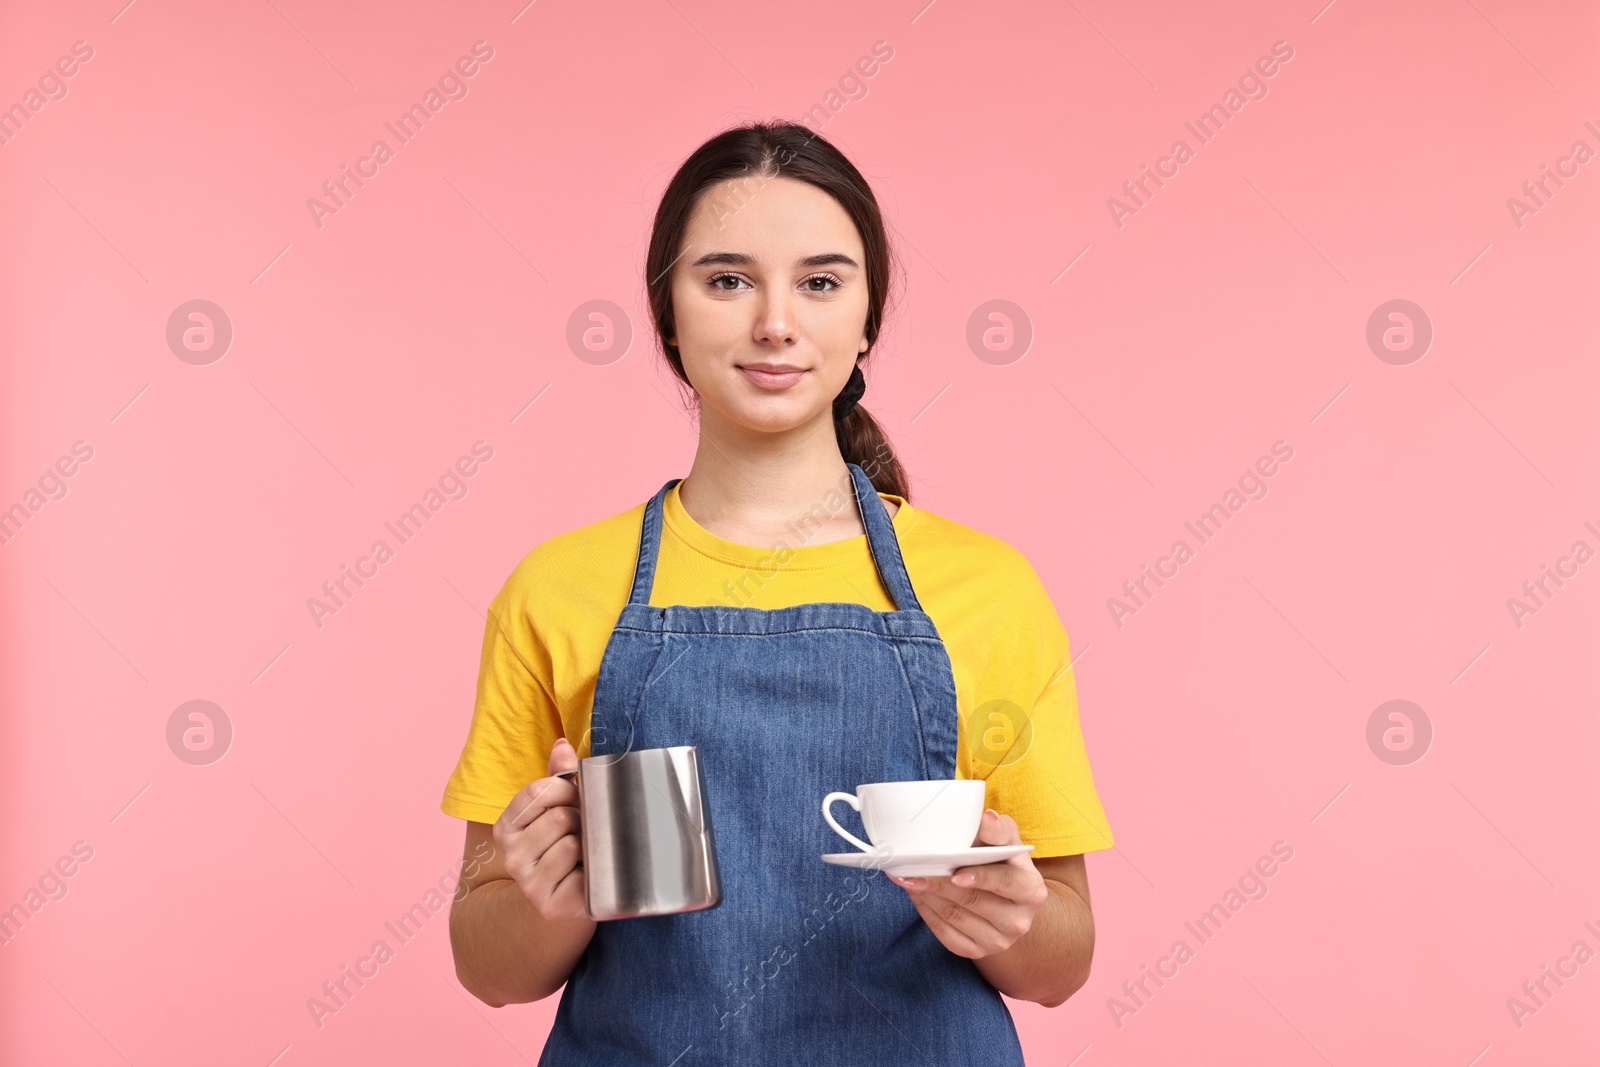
left=554, top=744, right=722, bottom=920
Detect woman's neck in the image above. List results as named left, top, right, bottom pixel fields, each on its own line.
left=676, top=426, right=894, bottom=548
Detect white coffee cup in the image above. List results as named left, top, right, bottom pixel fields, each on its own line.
left=821, top=780, right=985, bottom=854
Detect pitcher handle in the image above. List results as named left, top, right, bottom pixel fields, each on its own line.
left=821, top=792, right=877, bottom=853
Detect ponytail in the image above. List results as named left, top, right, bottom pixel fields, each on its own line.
left=835, top=391, right=908, bottom=499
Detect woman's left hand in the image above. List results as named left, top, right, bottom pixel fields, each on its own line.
left=887, top=808, right=1050, bottom=960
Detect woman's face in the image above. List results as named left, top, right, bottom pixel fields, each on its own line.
left=668, top=175, right=870, bottom=435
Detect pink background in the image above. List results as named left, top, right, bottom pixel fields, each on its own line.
left=3, top=0, right=1596, bottom=1063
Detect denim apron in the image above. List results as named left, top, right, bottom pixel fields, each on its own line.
left=537, top=462, right=1026, bottom=1067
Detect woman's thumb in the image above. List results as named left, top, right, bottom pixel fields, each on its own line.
left=548, top=736, right=579, bottom=776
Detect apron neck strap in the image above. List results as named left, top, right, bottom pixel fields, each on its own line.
left=626, top=462, right=923, bottom=612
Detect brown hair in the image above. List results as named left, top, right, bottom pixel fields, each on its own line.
left=644, top=121, right=910, bottom=501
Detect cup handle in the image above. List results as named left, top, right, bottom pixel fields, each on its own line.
left=822, top=792, right=876, bottom=853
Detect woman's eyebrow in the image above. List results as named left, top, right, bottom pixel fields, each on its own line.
left=686, top=251, right=860, bottom=270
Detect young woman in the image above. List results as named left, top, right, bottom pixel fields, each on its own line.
left=443, top=122, right=1114, bottom=1065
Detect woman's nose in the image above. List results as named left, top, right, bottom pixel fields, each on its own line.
left=754, top=293, right=799, bottom=345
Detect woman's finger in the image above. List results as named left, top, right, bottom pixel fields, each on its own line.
left=894, top=857, right=1035, bottom=904
left=516, top=804, right=581, bottom=863
left=521, top=831, right=583, bottom=905
left=906, top=879, right=1030, bottom=935
left=945, top=881, right=1013, bottom=915
left=908, top=890, right=1006, bottom=957
left=543, top=859, right=588, bottom=922
left=499, top=775, right=574, bottom=831
left=909, top=892, right=985, bottom=956
left=950, top=859, right=1049, bottom=907
left=973, top=808, right=1021, bottom=846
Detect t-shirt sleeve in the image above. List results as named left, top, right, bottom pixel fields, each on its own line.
left=440, top=577, right=564, bottom=825
left=996, top=651, right=1116, bottom=857
left=973, top=559, right=1115, bottom=859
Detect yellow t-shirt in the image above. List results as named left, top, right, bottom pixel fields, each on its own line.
left=440, top=480, right=1115, bottom=859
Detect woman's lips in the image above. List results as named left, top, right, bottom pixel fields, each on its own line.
left=738, top=366, right=806, bottom=390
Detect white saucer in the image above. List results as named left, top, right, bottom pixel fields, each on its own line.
left=821, top=844, right=1034, bottom=877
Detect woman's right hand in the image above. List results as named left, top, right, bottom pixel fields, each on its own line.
left=493, top=736, right=588, bottom=923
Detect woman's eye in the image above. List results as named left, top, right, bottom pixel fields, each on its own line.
left=706, top=273, right=842, bottom=293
